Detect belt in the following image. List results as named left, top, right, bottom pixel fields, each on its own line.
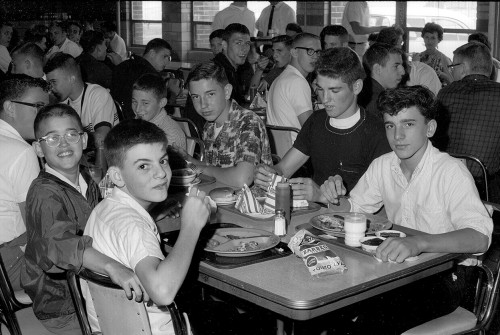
left=348, top=41, right=367, bottom=45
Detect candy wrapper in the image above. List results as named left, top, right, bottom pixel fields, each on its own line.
left=288, top=229, right=347, bottom=277
left=235, top=184, right=263, bottom=214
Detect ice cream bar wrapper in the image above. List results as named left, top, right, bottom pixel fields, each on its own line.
left=235, top=184, right=262, bottom=214
left=288, top=229, right=347, bottom=277
left=262, top=174, right=287, bottom=214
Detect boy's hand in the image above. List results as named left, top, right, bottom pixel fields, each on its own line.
left=320, top=175, right=347, bottom=205
left=108, top=264, right=149, bottom=302
left=106, top=52, right=122, bottom=65
left=254, top=164, right=276, bottom=190
left=181, top=186, right=210, bottom=230
left=256, top=56, right=270, bottom=71
left=289, top=178, right=323, bottom=202
left=375, top=236, right=422, bottom=263
left=151, top=199, right=182, bottom=221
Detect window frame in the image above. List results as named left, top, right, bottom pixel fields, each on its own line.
left=129, top=1, right=163, bottom=47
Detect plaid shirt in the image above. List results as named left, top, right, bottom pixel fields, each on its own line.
left=203, top=100, right=272, bottom=168
left=437, top=74, right=500, bottom=176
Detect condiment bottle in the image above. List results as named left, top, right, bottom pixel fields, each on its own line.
left=274, top=209, right=286, bottom=237
left=275, top=182, right=291, bottom=229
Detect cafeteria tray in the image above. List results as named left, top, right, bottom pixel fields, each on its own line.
left=168, top=174, right=216, bottom=189
left=219, top=202, right=322, bottom=221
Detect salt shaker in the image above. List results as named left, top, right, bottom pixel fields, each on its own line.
left=274, top=209, right=286, bottom=237
left=275, top=182, right=291, bottom=229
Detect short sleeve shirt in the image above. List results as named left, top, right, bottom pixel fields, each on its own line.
left=342, top=1, right=370, bottom=43
left=150, top=110, right=186, bottom=150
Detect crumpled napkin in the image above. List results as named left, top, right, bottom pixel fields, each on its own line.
left=249, top=91, right=267, bottom=108
left=235, top=184, right=263, bottom=214
left=262, top=174, right=288, bottom=214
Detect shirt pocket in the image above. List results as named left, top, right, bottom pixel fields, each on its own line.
left=415, top=204, right=449, bottom=234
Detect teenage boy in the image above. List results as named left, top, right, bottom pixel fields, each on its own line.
left=209, top=29, right=225, bottom=56
left=320, top=25, right=349, bottom=50
left=320, top=86, right=492, bottom=334
left=267, top=32, right=320, bottom=141
left=22, top=104, right=145, bottom=335
left=255, top=47, right=390, bottom=202
left=45, top=21, right=82, bottom=61
left=262, top=35, right=293, bottom=88
left=132, top=73, right=186, bottom=150
left=184, top=61, right=272, bottom=187
left=84, top=119, right=210, bottom=334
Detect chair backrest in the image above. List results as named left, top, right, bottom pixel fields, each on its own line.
left=171, top=115, right=201, bottom=139
left=0, top=253, right=32, bottom=335
left=114, top=99, right=125, bottom=122
left=67, top=269, right=190, bottom=335
left=265, top=125, right=300, bottom=160
left=450, top=153, right=489, bottom=201
left=186, top=136, right=205, bottom=162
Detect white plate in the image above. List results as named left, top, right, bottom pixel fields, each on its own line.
left=204, top=228, right=280, bottom=257
left=310, top=212, right=392, bottom=237
left=215, top=199, right=237, bottom=206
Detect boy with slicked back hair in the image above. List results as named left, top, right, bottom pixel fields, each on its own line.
left=84, top=119, right=210, bottom=335
left=23, top=104, right=144, bottom=334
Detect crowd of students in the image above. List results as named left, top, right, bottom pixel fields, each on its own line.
left=0, top=1, right=499, bottom=334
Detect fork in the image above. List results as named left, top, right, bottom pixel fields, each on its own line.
left=185, top=160, right=202, bottom=176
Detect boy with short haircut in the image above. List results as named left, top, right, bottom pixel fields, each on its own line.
left=185, top=61, right=272, bottom=187
left=321, top=85, right=492, bottom=333
left=255, top=47, right=390, bottom=202
left=132, top=73, right=186, bottom=150
left=84, top=119, right=210, bottom=334
left=209, top=29, right=225, bottom=56
left=23, top=104, right=144, bottom=335
left=320, top=25, right=349, bottom=50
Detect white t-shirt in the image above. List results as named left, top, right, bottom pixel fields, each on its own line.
left=267, top=64, right=312, bottom=142
left=0, top=45, right=11, bottom=73
left=45, top=38, right=82, bottom=60
left=212, top=4, right=256, bottom=36
left=110, top=33, right=127, bottom=61
left=0, top=120, right=39, bottom=244
left=83, top=187, right=173, bottom=335
left=407, top=61, right=442, bottom=96
left=64, top=83, right=118, bottom=133
left=255, top=1, right=296, bottom=36
left=342, top=1, right=370, bottom=43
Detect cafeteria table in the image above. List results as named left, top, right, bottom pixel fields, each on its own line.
left=158, top=180, right=461, bottom=334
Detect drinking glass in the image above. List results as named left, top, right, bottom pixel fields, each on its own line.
left=344, top=213, right=367, bottom=247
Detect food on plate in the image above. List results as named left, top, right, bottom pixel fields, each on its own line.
left=236, top=185, right=267, bottom=199
left=360, top=236, right=386, bottom=253
left=362, top=237, right=385, bottom=246
left=292, top=199, right=308, bottom=208
left=230, top=241, right=259, bottom=252
left=209, top=187, right=237, bottom=202
left=206, top=239, right=220, bottom=248
left=376, top=230, right=407, bottom=238
left=317, top=214, right=344, bottom=230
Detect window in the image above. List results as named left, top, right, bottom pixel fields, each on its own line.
left=130, top=1, right=162, bottom=46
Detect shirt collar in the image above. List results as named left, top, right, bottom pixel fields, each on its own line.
left=110, top=187, right=155, bottom=225
left=45, top=163, right=88, bottom=196
left=390, top=140, right=434, bottom=179
left=287, top=64, right=306, bottom=79
left=0, top=119, right=25, bottom=143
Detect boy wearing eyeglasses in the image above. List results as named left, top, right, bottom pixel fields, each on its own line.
left=267, top=32, right=321, bottom=141
left=22, top=104, right=146, bottom=335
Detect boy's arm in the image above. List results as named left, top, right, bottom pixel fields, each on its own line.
left=134, top=187, right=210, bottom=306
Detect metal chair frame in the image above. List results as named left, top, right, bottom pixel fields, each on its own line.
left=67, top=268, right=190, bottom=335
left=0, top=254, right=32, bottom=335
left=265, top=124, right=300, bottom=163
left=450, top=153, right=489, bottom=202
left=186, top=136, right=205, bottom=162
left=171, top=115, right=201, bottom=140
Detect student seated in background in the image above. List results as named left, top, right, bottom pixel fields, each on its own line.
left=84, top=119, right=210, bottom=335
left=209, top=29, right=225, bottom=56
left=132, top=73, right=186, bottom=150
left=285, top=22, right=302, bottom=37
left=320, top=85, right=492, bottom=334
left=10, top=42, right=45, bottom=79
left=22, top=104, right=144, bottom=335
left=255, top=47, right=390, bottom=202
left=261, top=35, right=293, bottom=88
left=182, top=61, right=272, bottom=187
left=320, top=25, right=349, bottom=50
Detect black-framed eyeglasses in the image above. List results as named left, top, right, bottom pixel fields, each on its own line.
left=38, top=131, right=84, bottom=148
left=447, top=63, right=463, bottom=70
left=11, top=101, right=46, bottom=112
left=295, top=47, right=322, bottom=57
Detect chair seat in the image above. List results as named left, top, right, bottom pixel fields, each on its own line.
left=402, top=307, right=477, bottom=335
left=14, top=290, right=32, bottom=304
left=0, top=307, right=53, bottom=335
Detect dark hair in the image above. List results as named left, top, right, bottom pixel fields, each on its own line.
left=104, top=119, right=167, bottom=169
left=133, top=73, right=168, bottom=100
left=144, top=38, right=172, bottom=56
left=376, top=26, right=405, bottom=47
left=44, top=52, right=79, bottom=76
left=421, top=22, right=444, bottom=42
left=187, top=61, right=229, bottom=87
left=223, top=23, right=250, bottom=42
left=363, top=43, right=402, bottom=73
left=320, top=25, right=348, bottom=49
left=68, top=21, right=82, bottom=32
left=0, top=21, right=13, bottom=30
left=24, top=24, right=48, bottom=44
left=286, top=23, right=302, bottom=34
left=368, top=32, right=379, bottom=43
left=292, top=32, right=319, bottom=47
left=80, top=30, right=105, bottom=54
left=34, top=103, right=84, bottom=139
left=271, top=34, right=293, bottom=47
left=377, top=85, right=436, bottom=121
left=209, top=29, right=225, bottom=41
left=11, top=42, right=44, bottom=64
left=101, top=21, right=117, bottom=33
left=315, top=47, right=366, bottom=88
left=50, top=21, right=69, bottom=33
left=468, top=32, right=491, bottom=51
left=0, top=76, right=49, bottom=114
left=454, top=41, right=493, bottom=76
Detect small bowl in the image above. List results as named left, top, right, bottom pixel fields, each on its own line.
left=359, top=236, right=385, bottom=253
left=171, top=168, right=196, bottom=184
left=376, top=230, right=407, bottom=238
